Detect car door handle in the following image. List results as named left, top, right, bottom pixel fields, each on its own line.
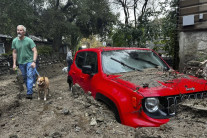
left=72, top=71, right=75, bottom=74
left=80, top=77, right=84, bottom=80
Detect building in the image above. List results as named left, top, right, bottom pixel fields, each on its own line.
left=0, top=34, right=12, bottom=54
left=178, top=0, right=207, bottom=71
left=0, top=34, right=52, bottom=55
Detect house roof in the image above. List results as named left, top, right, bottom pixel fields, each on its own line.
left=28, top=35, right=44, bottom=42
left=0, top=34, right=12, bottom=39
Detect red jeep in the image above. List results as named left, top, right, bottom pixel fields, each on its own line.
left=67, top=47, right=207, bottom=128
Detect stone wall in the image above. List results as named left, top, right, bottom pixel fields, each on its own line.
left=0, top=56, right=12, bottom=75
left=179, top=31, right=207, bottom=72
left=0, top=53, right=65, bottom=75
left=183, top=60, right=207, bottom=79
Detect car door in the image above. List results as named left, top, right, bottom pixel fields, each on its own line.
left=71, top=51, right=86, bottom=86
left=80, top=51, right=98, bottom=92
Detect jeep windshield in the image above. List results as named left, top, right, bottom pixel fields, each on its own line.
left=102, top=50, right=169, bottom=74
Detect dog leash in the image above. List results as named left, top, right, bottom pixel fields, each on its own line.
left=34, top=68, right=40, bottom=76
left=28, top=66, right=40, bottom=77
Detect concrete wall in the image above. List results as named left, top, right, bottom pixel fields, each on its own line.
left=179, top=31, right=207, bottom=71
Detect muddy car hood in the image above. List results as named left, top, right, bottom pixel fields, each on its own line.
left=110, top=69, right=207, bottom=97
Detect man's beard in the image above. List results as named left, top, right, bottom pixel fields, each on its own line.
left=17, top=34, right=21, bottom=37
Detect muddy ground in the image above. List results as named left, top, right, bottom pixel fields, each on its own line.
left=0, top=63, right=207, bottom=138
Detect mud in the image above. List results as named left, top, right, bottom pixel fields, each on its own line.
left=0, top=63, right=207, bottom=138
left=119, top=68, right=190, bottom=88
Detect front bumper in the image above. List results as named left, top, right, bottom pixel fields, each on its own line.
left=143, top=91, right=207, bottom=119
left=123, top=91, right=207, bottom=128
left=122, top=110, right=170, bottom=128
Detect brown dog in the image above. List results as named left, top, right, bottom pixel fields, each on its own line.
left=36, top=76, right=50, bottom=101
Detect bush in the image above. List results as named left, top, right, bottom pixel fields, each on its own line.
left=37, top=45, right=53, bottom=55
left=1, top=50, right=12, bottom=57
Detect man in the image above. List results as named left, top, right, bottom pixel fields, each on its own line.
left=66, top=49, right=73, bottom=72
left=12, top=25, right=37, bottom=99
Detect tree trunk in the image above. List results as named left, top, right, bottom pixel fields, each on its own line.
left=53, top=35, right=62, bottom=52
left=133, top=0, right=137, bottom=27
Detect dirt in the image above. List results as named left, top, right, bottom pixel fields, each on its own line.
left=119, top=68, right=190, bottom=88
left=0, top=63, right=207, bottom=138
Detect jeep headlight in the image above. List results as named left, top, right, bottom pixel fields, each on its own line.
left=145, top=97, right=159, bottom=113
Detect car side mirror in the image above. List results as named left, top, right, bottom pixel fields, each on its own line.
left=82, top=65, right=93, bottom=75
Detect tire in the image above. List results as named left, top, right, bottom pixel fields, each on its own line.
left=69, top=83, right=72, bottom=91
left=112, top=106, right=121, bottom=123
left=67, top=76, right=73, bottom=91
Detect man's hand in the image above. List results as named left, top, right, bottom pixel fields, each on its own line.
left=31, top=62, right=36, bottom=68
left=13, top=64, right=17, bottom=71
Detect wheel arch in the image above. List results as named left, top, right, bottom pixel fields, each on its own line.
left=95, top=92, right=121, bottom=123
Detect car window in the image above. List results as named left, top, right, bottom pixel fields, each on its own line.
left=75, top=51, right=98, bottom=73
left=75, top=52, right=86, bottom=69
left=85, top=52, right=98, bottom=73
left=102, top=50, right=169, bottom=74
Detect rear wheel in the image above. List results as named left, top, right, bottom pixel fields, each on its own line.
left=69, top=82, right=72, bottom=91
left=67, top=76, right=73, bottom=91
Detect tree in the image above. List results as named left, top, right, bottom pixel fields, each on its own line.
left=0, top=0, right=44, bottom=36
left=159, top=0, right=179, bottom=69
left=113, top=0, right=130, bottom=25
left=0, top=0, right=117, bottom=52
left=110, top=0, right=163, bottom=47
left=38, top=0, right=117, bottom=52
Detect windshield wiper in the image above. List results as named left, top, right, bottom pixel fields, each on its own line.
left=135, top=57, right=159, bottom=67
left=111, top=57, right=142, bottom=72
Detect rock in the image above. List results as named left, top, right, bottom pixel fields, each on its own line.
left=0, top=123, right=5, bottom=127
left=87, top=91, right=92, bottom=96
left=51, top=132, right=62, bottom=138
left=84, top=103, right=91, bottom=108
left=9, top=134, right=18, bottom=138
left=86, top=96, right=95, bottom=103
left=57, top=97, right=62, bottom=100
left=187, top=60, right=200, bottom=66
left=97, top=117, right=104, bottom=122
left=90, top=117, right=97, bottom=126
left=75, top=126, right=81, bottom=132
left=62, top=109, right=70, bottom=115
left=46, top=101, right=53, bottom=104
left=96, top=129, right=102, bottom=134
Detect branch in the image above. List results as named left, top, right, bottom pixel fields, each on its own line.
left=68, top=14, right=78, bottom=22
left=117, top=0, right=129, bottom=25
left=139, top=0, right=148, bottom=22
left=62, top=0, right=73, bottom=12
left=141, top=0, right=148, bottom=17
left=134, top=0, right=138, bottom=27
left=55, top=0, right=59, bottom=9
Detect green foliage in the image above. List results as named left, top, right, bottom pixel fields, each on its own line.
left=112, top=24, right=133, bottom=47
left=0, top=0, right=44, bottom=36
left=111, top=0, right=178, bottom=60
left=159, top=0, right=178, bottom=57
left=37, top=45, right=53, bottom=55
left=2, top=45, right=53, bottom=57
left=1, top=50, right=12, bottom=57
left=0, top=0, right=117, bottom=52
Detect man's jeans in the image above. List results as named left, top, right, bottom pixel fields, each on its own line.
left=19, top=62, right=35, bottom=95
left=67, top=59, right=73, bottom=71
